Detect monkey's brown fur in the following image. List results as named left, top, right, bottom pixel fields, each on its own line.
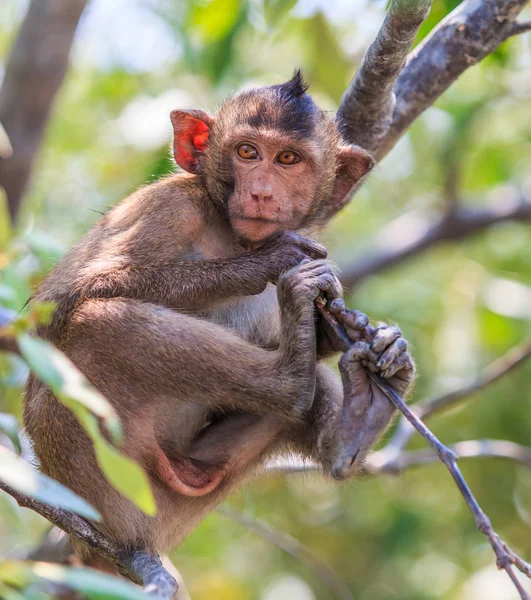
left=24, top=73, right=414, bottom=558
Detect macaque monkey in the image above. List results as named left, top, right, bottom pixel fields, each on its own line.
left=24, top=72, right=415, bottom=561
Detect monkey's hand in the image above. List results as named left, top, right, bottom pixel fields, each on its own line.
left=327, top=321, right=415, bottom=480
left=316, top=298, right=370, bottom=358
left=255, top=232, right=328, bottom=289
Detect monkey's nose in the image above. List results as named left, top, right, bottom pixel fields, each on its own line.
left=251, top=192, right=273, bottom=206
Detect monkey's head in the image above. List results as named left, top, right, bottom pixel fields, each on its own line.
left=171, top=71, right=373, bottom=243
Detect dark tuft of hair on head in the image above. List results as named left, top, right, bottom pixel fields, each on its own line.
left=276, top=69, right=309, bottom=100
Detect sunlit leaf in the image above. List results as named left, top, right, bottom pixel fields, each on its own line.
left=17, top=335, right=155, bottom=515
left=263, top=0, right=298, bottom=26
left=0, top=561, right=147, bottom=600
left=0, top=121, right=13, bottom=159
left=0, top=446, right=100, bottom=520
left=0, top=413, right=22, bottom=454
left=65, top=401, right=156, bottom=517
left=189, top=0, right=240, bottom=42
left=0, top=582, right=25, bottom=600
left=17, top=334, right=122, bottom=442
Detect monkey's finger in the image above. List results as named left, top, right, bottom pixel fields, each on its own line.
left=382, top=352, right=416, bottom=382
left=376, top=337, right=407, bottom=370
left=324, top=275, right=342, bottom=300
left=339, top=341, right=378, bottom=366
left=287, top=233, right=328, bottom=260
left=340, top=309, right=370, bottom=332
left=328, top=298, right=345, bottom=315
left=371, top=325, right=402, bottom=353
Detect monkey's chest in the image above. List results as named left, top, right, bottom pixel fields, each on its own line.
left=205, top=284, right=281, bottom=348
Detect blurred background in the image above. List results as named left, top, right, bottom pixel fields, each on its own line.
left=1, top=0, right=531, bottom=598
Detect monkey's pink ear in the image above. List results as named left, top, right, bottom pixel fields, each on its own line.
left=171, top=109, right=214, bottom=174
left=328, top=145, right=374, bottom=217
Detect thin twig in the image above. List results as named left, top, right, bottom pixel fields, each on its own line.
left=0, top=481, right=178, bottom=599
left=386, top=338, right=531, bottom=455
left=218, top=506, right=353, bottom=600
left=315, top=300, right=531, bottom=600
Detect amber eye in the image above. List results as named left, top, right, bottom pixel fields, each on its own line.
left=236, top=143, right=259, bottom=160
left=276, top=150, right=301, bottom=165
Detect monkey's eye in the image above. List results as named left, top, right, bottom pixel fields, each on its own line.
left=276, top=150, right=301, bottom=165
left=236, top=143, right=259, bottom=160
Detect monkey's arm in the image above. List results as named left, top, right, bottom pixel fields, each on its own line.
left=83, top=232, right=327, bottom=311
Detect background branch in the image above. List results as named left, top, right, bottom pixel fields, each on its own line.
left=367, top=439, right=531, bottom=475
left=218, top=506, right=353, bottom=600
left=0, top=0, right=89, bottom=222
left=340, top=192, right=531, bottom=288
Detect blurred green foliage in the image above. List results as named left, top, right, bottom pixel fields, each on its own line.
left=1, top=0, right=531, bottom=598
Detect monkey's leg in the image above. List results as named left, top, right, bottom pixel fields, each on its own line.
left=161, top=414, right=284, bottom=496
left=67, top=260, right=339, bottom=417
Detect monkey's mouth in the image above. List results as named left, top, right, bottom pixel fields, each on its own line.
left=237, top=216, right=281, bottom=224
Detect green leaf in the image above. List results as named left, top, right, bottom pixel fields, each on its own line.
left=0, top=413, right=22, bottom=454
left=0, top=582, right=26, bottom=600
left=189, top=0, right=240, bottom=42
left=65, top=401, right=156, bottom=517
left=17, top=334, right=122, bottom=442
left=0, top=446, right=100, bottom=520
left=0, top=561, right=147, bottom=600
left=18, top=335, right=156, bottom=515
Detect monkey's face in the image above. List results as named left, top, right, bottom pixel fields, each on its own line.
left=170, top=73, right=374, bottom=242
left=224, top=131, right=318, bottom=243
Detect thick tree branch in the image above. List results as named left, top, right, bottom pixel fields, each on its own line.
left=0, top=0, right=89, bottom=222
left=337, top=0, right=432, bottom=153
left=0, top=482, right=178, bottom=599
left=340, top=193, right=531, bottom=288
left=374, top=0, right=529, bottom=160
left=218, top=506, right=353, bottom=600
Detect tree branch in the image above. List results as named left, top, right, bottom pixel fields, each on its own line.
left=0, top=481, right=178, bottom=599
left=508, top=21, right=531, bottom=37
left=374, top=0, right=529, bottom=160
left=218, top=506, right=353, bottom=600
left=386, top=337, right=531, bottom=455
left=0, top=0, right=89, bottom=222
left=314, top=301, right=531, bottom=600
left=367, top=439, right=531, bottom=475
left=337, top=0, right=432, bottom=153
left=340, top=192, right=531, bottom=289
left=265, top=439, right=531, bottom=476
